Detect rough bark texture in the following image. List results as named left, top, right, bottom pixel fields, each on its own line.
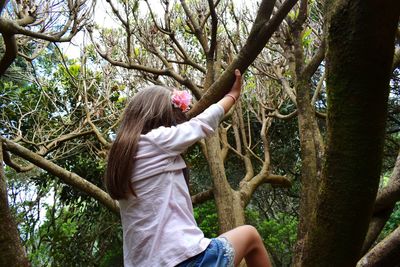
left=293, top=78, right=324, bottom=261
left=0, top=143, right=30, bottom=266
left=297, top=1, right=400, bottom=266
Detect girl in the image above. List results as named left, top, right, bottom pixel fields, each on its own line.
left=105, top=69, right=271, bottom=267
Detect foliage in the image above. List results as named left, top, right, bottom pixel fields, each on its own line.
left=185, top=144, right=214, bottom=193
left=380, top=202, right=400, bottom=241
left=194, top=201, right=219, bottom=238
left=6, top=150, right=123, bottom=267
left=1, top=1, right=400, bottom=266
left=246, top=208, right=298, bottom=267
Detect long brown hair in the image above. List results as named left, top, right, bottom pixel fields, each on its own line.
left=105, top=85, right=188, bottom=199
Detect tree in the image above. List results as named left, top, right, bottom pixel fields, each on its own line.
left=0, top=142, right=29, bottom=266
left=0, top=0, right=95, bottom=75
left=298, top=1, right=400, bottom=266
left=88, top=0, right=298, bottom=232
left=2, top=0, right=400, bottom=265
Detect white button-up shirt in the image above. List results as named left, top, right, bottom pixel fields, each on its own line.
left=119, top=104, right=225, bottom=267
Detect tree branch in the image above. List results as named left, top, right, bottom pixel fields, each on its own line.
left=269, top=109, right=298, bottom=120
left=2, top=150, right=35, bottom=172
left=207, top=0, right=218, bottom=60
left=361, top=150, right=400, bottom=252
left=361, top=207, right=394, bottom=254
left=0, top=18, right=76, bottom=42
left=302, top=39, right=326, bottom=79
left=191, top=189, right=214, bottom=205
left=180, top=0, right=209, bottom=53
left=188, top=0, right=299, bottom=117
left=311, top=70, right=326, bottom=106
left=105, top=0, right=128, bottom=27
left=0, top=34, right=17, bottom=76
left=357, top=225, right=400, bottom=267
left=374, top=150, right=400, bottom=213
left=1, top=137, right=119, bottom=215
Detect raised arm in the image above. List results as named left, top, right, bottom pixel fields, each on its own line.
left=146, top=70, right=242, bottom=155
left=218, top=69, right=242, bottom=113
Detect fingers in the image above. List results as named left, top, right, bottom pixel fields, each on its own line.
left=231, top=69, right=242, bottom=94
left=234, top=69, right=242, bottom=83
left=235, top=69, right=241, bottom=77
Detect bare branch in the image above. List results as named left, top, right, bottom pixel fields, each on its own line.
left=1, top=137, right=119, bottom=215
left=273, top=65, right=297, bottom=105
left=82, top=63, right=111, bottom=149
left=302, top=39, right=326, bottom=79
left=374, top=150, right=400, bottom=213
left=311, top=70, right=325, bottom=106
left=357, top=225, right=400, bottom=267
left=189, top=0, right=299, bottom=117
left=207, top=0, right=218, bottom=60
left=269, top=109, right=298, bottom=120
left=0, top=18, right=74, bottom=42
left=2, top=150, right=35, bottom=172
left=105, top=0, right=128, bottom=27
left=191, top=189, right=214, bottom=205
left=180, top=0, right=209, bottom=53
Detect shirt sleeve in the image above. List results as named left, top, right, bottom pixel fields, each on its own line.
left=145, top=103, right=225, bottom=155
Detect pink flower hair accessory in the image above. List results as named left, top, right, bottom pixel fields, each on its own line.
left=171, top=89, right=192, bottom=112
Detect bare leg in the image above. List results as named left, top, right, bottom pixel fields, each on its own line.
left=220, top=225, right=271, bottom=267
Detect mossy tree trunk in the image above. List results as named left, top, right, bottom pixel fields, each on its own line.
left=297, top=1, right=400, bottom=266
left=293, top=77, right=325, bottom=260
left=274, top=2, right=326, bottom=260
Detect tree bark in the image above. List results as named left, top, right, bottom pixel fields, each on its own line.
left=362, top=149, right=400, bottom=253
left=0, top=141, right=30, bottom=266
left=0, top=33, right=17, bottom=76
left=293, top=78, right=325, bottom=262
left=205, top=133, right=245, bottom=233
left=297, top=1, right=400, bottom=266
left=357, top=225, right=400, bottom=267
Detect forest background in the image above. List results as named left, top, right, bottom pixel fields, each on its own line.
left=0, top=0, right=399, bottom=266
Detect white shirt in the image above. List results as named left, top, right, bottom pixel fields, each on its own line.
left=118, top=103, right=225, bottom=267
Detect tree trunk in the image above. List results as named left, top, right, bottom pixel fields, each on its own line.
left=293, top=78, right=324, bottom=263
left=0, top=143, right=30, bottom=266
left=297, top=1, right=400, bottom=266
left=205, top=133, right=245, bottom=233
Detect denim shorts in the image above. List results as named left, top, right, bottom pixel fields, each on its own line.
left=176, top=237, right=235, bottom=267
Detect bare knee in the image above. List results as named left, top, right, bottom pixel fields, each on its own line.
left=241, top=225, right=263, bottom=249
left=243, top=225, right=261, bottom=240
